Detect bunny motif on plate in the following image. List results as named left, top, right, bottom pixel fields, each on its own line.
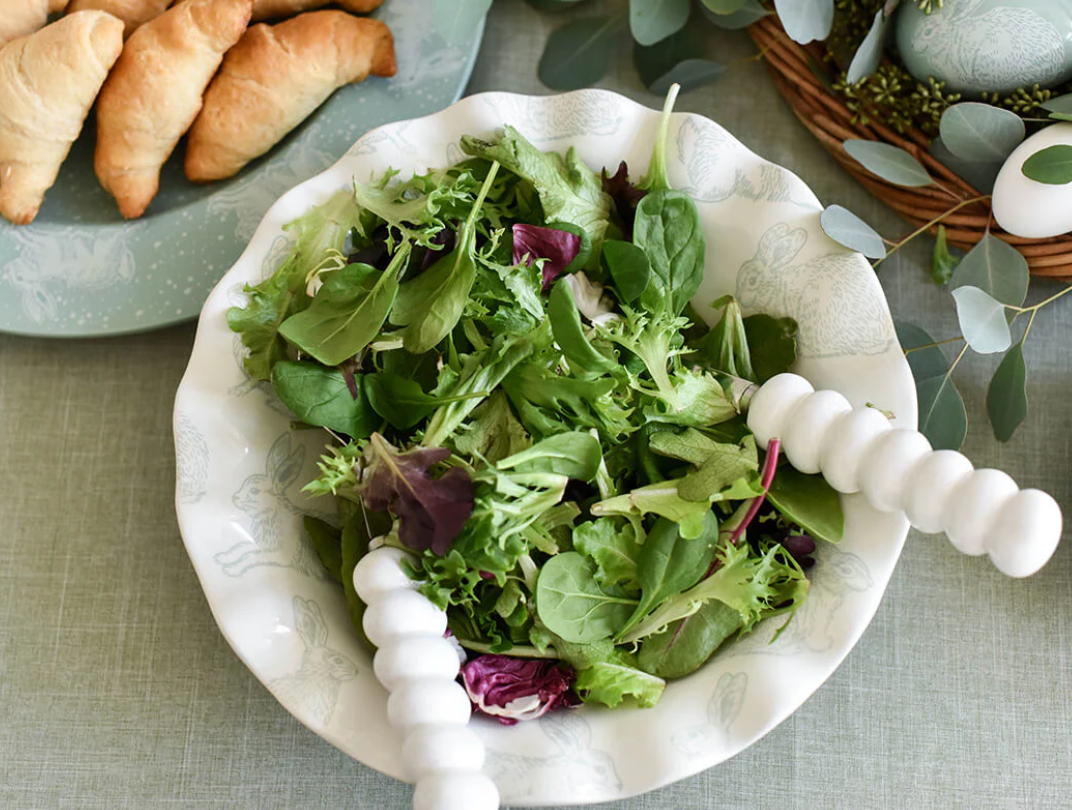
left=671, top=672, right=748, bottom=756
left=735, top=223, right=894, bottom=359
left=268, top=596, right=359, bottom=727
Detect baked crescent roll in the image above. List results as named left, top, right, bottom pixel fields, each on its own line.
left=251, top=0, right=384, bottom=22
left=94, top=0, right=253, bottom=219
left=185, top=11, right=396, bottom=183
left=0, top=11, right=124, bottom=225
left=66, top=0, right=173, bottom=38
left=0, top=0, right=70, bottom=48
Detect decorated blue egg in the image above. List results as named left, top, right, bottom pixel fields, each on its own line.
left=895, top=0, right=1072, bottom=96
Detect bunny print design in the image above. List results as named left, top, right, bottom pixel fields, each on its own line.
left=268, top=596, right=358, bottom=727
left=671, top=671, right=748, bottom=756
left=735, top=223, right=894, bottom=359
left=175, top=412, right=210, bottom=505
left=899, top=0, right=1072, bottom=94
left=485, top=711, right=621, bottom=802
left=216, top=433, right=326, bottom=579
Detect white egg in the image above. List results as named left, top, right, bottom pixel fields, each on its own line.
left=374, top=635, right=462, bottom=689
left=992, top=122, right=1072, bottom=238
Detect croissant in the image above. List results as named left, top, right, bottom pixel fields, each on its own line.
left=185, top=11, right=396, bottom=183
left=0, top=0, right=70, bottom=47
left=251, top=0, right=384, bottom=22
left=65, top=0, right=172, bottom=38
left=0, top=11, right=124, bottom=225
left=94, top=0, right=252, bottom=219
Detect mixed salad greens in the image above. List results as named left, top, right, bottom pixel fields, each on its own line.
left=229, top=90, right=845, bottom=722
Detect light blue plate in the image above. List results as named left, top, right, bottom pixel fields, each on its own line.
left=0, top=0, right=486, bottom=338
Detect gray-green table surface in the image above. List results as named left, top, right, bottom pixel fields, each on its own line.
left=1, top=2, right=1069, bottom=808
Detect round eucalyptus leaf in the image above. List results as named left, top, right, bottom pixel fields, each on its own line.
left=539, top=16, right=621, bottom=90
left=433, top=0, right=493, bottom=45
left=949, top=233, right=1029, bottom=307
left=986, top=343, right=1028, bottom=442
left=846, top=9, right=887, bottom=84
left=951, top=286, right=1013, bottom=355
left=843, top=139, right=933, bottom=187
left=819, top=204, right=887, bottom=259
left=774, top=0, right=834, bottom=44
left=1041, top=93, right=1072, bottom=114
left=928, top=136, right=1001, bottom=195
left=916, top=374, right=967, bottom=452
left=630, top=0, right=690, bottom=46
left=1021, top=144, right=1072, bottom=185
left=650, top=59, right=726, bottom=95
left=895, top=321, right=950, bottom=381
left=939, top=103, right=1025, bottom=163
left=701, top=0, right=749, bottom=13
left=701, top=0, right=769, bottom=28
left=633, top=25, right=702, bottom=88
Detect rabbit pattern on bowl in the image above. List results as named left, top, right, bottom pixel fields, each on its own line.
left=671, top=672, right=749, bottom=757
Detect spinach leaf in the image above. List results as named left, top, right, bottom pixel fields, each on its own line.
left=303, top=516, right=343, bottom=582
left=676, top=435, right=759, bottom=502
left=744, top=313, right=798, bottom=383
left=633, top=190, right=706, bottom=316
left=648, top=427, right=723, bottom=465
left=271, top=361, right=377, bottom=438
left=229, top=190, right=362, bottom=380
left=497, top=431, right=603, bottom=481
left=364, top=371, right=487, bottom=431
left=602, top=239, right=651, bottom=303
left=391, top=163, right=501, bottom=354
left=548, top=279, right=620, bottom=377
left=618, top=512, right=719, bottom=638
left=460, top=127, right=612, bottom=251
left=535, top=552, right=637, bottom=643
left=573, top=517, right=642, bottom=591
left=766, top=466, right=845, bottom=543
left=574, top=658, right=666, bottom=708
left=278, top=244, right=410, bottom=367
left=637, top=599, right=742, bottom=678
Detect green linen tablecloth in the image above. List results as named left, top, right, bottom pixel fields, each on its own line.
left=1, top=2, right=1069, bottom=808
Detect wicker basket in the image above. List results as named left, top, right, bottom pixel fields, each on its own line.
left=748, top=14, right=1072, bottom=281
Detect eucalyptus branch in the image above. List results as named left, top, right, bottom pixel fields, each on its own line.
left=874, top=196, right=990, bottom=268
left=1007, top=283, right=1072, bottom=314
left=904, top=335, right=965, bottom=353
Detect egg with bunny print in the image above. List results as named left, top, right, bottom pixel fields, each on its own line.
left=895, top=0, right=1072, bottom=96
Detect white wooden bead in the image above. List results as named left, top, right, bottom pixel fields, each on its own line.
left=387, top=678, right=473, bottom=730
left=818, top=407, right=893, bottom=494
left=374, top=635, right=462, bottom=690
left=353, top=547, right=420, bottom=603
left=904, top=450, right=974, bottom=535
left=403, top=726, right=486, bottom=781
left=985, top=489, right=1063, bottom=578
left=780, top=390, right=853, bottom=474
left=413, top=773, right=501, bottom=810
left=857, top=429, right=932, bottom=513
left=746, top=373, right=815, bottom=450
left=363, top=590, right=447, bottom=648
left=943, top=469, right=1018, bottom=556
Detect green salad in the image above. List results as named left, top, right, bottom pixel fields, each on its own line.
left=229, top=91, right=845, bottom=718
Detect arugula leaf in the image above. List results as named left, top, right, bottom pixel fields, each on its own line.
left=279, top=245, right=411, bottom=367
left=574, top=658, right=666, bottom=708
left=617, top=513, right=719, bottom=638
left=548, top=279, right=621, bottom=378
left=451, top=391, right=532, bottom=463
left=502, top=360, right=632, bottom=439
left=676, top=435, right=759, bottom=502
left=644, top=367, right=738, bottom=427
left=636, top=598, right=742, bottom=678
left=271, top=361, right=377, bottom=438
left=497, top=431, right=603, bottom=481
left=460, top=127, right=612, bottom=252
left=573, top=517, right=643, bottom=591
left=535, top=552, right=638, bottom=643
left=229, top=190, right=363, bottom=379
left=766, top=465, right=844, bottom=543
left=363, top=371, right=488, bottom=431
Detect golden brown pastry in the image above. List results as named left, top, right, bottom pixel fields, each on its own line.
left=185, top=11, right=395, bottom=183
left=66, top=0, right=172, bottom=38
left=0, top=0, right=71, bottom=48
left=0, top=11, right=124, bottom=225
left=251, top=0, right=383, bottom=22
left=94, top=0, right=253, bottom=219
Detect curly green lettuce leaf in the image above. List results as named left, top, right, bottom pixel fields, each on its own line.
left=574, top=656, right=666, bottom=709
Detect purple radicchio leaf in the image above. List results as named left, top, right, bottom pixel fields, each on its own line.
left=601, top=161, right=647, bottom=239
left=460, top=654, right=578, bottom=725
left=361, top=433, right=474, bottom=555
left=512, top=223, right=582, bottom=291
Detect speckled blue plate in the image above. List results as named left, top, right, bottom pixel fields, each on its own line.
left=0, top=0, right=486, bottom=338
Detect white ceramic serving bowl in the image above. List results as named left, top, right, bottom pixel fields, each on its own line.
left=173, top=89, right=915, bottom=806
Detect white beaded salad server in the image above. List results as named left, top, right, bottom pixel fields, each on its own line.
left=354, top=370, right=1061, bottom=810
